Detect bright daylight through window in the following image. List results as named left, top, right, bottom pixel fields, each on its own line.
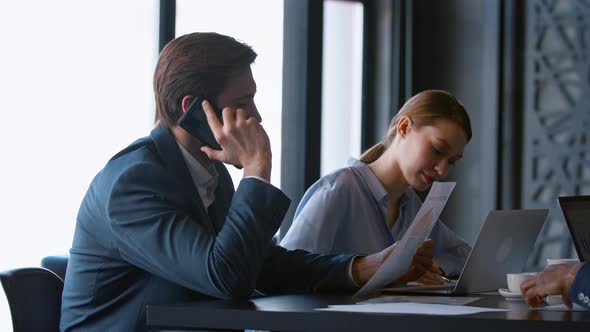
left=0, top=1, right=283, bottom=330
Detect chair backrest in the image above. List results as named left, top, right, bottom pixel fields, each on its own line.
left=0, top=267, right=64, bottom=332
left=41, top=255, right=69, bottom=281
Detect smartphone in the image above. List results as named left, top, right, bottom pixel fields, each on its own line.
left=177, top=96, right=223, bottom=150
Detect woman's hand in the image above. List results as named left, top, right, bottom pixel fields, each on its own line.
left=412, top=271, right=448, bottom=285
left=411, top=259, right=448, bottom=285
left=393, top=239, right=435, bottom=284
left=431, top=259, right=444, bottom=275
left=351, top=239, right=435, bottom=286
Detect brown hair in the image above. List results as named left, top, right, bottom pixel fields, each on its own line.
left=153, top=32, right=257, bottom=127
left=360, top=90, right=472, bottom=163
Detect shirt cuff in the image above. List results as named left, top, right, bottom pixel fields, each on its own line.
left=348, top=255, right=364, bottom=288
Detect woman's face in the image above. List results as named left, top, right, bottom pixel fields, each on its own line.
left=394, top=117, right=468, bottom=191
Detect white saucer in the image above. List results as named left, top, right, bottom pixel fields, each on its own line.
left=545, top=295, right=563, bottom=305
left=498, top=288, right=523, bottom=300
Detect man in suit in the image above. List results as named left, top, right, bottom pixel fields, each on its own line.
left=521, top=261, right=589, bottom=309
left=60, top=32, right=434, bottom=331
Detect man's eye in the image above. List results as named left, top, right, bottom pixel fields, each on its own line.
left=235, top=100, right=252, bottom=108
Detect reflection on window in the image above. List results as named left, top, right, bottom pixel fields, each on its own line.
left=0, top=1, right=158, bottom=330
left=321, top=0, right=364, bottom=176
left=176, top=0, right=284, bottom=188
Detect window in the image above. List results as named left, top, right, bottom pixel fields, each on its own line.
left=321, top=0, right=364, bottom=176
left=176, top=0, right=284, bottom=187
left=0, top=1, right=158, bottom=329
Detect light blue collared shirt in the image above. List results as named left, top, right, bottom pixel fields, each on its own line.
left=280, top=159, right=471, bottom=277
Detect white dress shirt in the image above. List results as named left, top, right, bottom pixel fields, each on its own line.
left=177, top=142, right=219, bottom=209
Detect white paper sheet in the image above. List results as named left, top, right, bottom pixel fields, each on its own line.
left=357, top=295, right=480, bottom=306
left=534, top=303, right=588, bottom=311
left=317, top=302, right=508, bottom=315
left=354, top=182, right=456, bottom=299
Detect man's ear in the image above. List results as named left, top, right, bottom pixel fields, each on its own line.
left=397, top=116, right=412, bottom=138
left=181, top=95, right=193, bottom=113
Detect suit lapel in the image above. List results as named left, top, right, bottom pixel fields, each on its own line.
left=149, top=125, right=209, bottom=219
left=149, top=125, right=234, bottom=233
left=210, top=162, right=234, bottom=232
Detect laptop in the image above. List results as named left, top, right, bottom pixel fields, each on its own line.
left=558, top=196, right=590, bottom=261
left=382, top=209, right=549, bottom=295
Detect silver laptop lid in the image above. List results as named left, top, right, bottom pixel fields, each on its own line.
left=454, top=209, right=548, bottom=294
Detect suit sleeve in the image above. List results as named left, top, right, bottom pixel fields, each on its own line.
left=568, top=262, right=590, bottom=309
left=265, top=174, right=359, bottom=293
left=107, top=163, right=289, bottom=300
left=255, top=244, right=358, bottom=294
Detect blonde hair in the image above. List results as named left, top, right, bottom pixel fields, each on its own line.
left=360, top=90, right=471, bottom=163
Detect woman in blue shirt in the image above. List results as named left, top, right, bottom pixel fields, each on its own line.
left=281, top=90, right=472, bottom=281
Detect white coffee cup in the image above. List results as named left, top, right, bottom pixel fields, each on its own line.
left=546, top=258, right=578, bottom=266
left=507, top=272, right=537, bottom=293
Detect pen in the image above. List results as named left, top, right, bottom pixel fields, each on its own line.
left=439, top=275, right=451, bottom=283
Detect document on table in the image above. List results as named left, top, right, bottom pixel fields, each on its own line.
left=357, top=295, right=480, bottom=306
left=534, top=304, right=588, bottom=311
left=317, top=302, right=508, bottom=315
left=354, top=182, right=456, bottom=299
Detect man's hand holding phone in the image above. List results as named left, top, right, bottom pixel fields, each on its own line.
left=200, top=100, right=272, bottom=181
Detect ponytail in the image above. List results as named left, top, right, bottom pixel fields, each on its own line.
left=360, top=142, right=385, bottom=163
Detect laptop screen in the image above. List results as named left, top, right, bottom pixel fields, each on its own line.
left=558, top=196, right=590, bottom=261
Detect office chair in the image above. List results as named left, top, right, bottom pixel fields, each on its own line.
left=0, top=267, right=64, bottom=332
left=41, top=255, right=69, bottom=281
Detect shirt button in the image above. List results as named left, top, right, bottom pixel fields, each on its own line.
left=579, top=293, right=585, bottom=301
left=584, top=296, right=589, bottom=304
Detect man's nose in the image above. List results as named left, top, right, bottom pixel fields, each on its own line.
left=435, top=159, right=449, bottom=178
left=250, top=103, right=262, bottom=123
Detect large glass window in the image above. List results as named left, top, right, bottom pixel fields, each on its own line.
left=176, top=0, right=284, bottom=187
left=0, top=1, right=158, bottom=329
left=321, top=0, right=364, bottom=176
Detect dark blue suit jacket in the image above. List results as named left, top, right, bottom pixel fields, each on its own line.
left=60, top=125, right=355, bottom=331
left=569, top=262, right=590, bottom=309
